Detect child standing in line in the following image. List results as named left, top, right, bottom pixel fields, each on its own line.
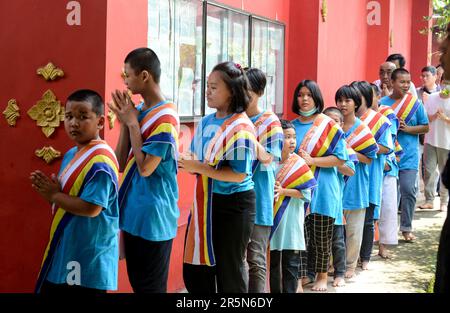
left=180, top=61, right=257, bottom=293
left=32, top=89, right=119, bottom=294
left=291, top=80, right=349, bottom=292
left=335, top=85, right=379, bottom=279
left=109, top=47, right=180, bottom=293
left=244, top=67, right=284, bottom=293
left=323, top=107, right=356, bottom=287
left=269, top=119, right=317, bottom=293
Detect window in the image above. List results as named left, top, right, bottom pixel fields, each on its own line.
left=205, top=4, right=249, bottom=115
left=251, top=18, right=285, bottom=115
left=148, top=1, right=284, bottom=118
left=148, top=0, right=203, bottom=117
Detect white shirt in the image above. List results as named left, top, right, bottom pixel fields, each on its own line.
left=424, top=92, right=450, bottom=150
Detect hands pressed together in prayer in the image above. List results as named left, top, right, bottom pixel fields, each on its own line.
left=274, top=181, right=283, bottom=201
left=108, top=90, right=139, bottom=127
left=298, top=149, right=315, bottom=166
left=30, top=170, right=60, bottom=203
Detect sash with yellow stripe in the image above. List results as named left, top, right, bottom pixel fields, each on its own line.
left=118, top=102, right=179, bottom=207
left=344, top=145, right=359, bottom=183
left=35, top=140, right=119, bottom=293
left=390, top=92, right=420, bottom=124
left=296, top=113, right=345, bottom=178
left=184, top=113, right=257, bottom=266
left=394, top=140, right=404, bottom=158
left=251, top=110, right=283, bottom=173
left=360, top=109, right=391, bottom=143
left=345, top=118, right=379, bottom=156
left=270, top=153, right=317, bottom=239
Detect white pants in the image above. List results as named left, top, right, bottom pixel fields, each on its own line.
left=379, top=175, right=398, bottom=245
left=344, top=208, right=366, bottom=270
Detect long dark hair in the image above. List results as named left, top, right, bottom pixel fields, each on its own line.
left=291, top=80, right=324, bottom=115
left=211, top=62, right=251, bottom=113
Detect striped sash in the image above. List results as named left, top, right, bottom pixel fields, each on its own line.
left=344, top=145, right=359, bottom=183
left=345, top=119, right=378, bottom=156
left=296, top=114, right=344, bottom=178
left=35, top=140, right=119, bottom=293
left=394, top=140, right=404, bottom=158
left=251, top=111, right=283, bottom=173
left=390, top=92, right=420, bottom=124
left=360, top=109, right=391, bottom=142
left=184, top=113, right=257, bottom=266
left=270, top=153, right=317, bottom=239
left=118, top=102, right=180, bottom=207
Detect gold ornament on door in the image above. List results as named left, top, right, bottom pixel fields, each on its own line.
left=37, top=62, right=65, bottom=81
left=35, top=146, right=61, bottom=164
left=3, top=99, right=20, bottom=126
left=27, top=90, right=65, bottom=138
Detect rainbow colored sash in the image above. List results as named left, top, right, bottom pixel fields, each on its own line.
left=394, top=140, right=404, bottom=158
left=390, top=92, right=420, bottom=124
left=345, top=118, right=378, bottom=156
left=251, top=111, right=283, bottom=173
left=270, top=153, right=317, bottom=239
left=35, top=140, right=119, bottom=293
left=296, top=114, right=344, bottom=178
left=184, top=113, right=257, bottom=266
left=118, top=102, right=179, bottom=206
left=344, top=145, right=359, bottom=183
left=360, top=109, right=391, bottom=142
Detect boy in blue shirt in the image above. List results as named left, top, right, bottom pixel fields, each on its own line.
left=109, top=48, right=180, bottom=293
left=31, top=89, right=120, bottom=294
left=379, top=68, right=429, bottom=242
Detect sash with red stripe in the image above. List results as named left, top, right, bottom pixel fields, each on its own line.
left=390, top=92, right=420, bottom=124
left=270, top=153, right=317, bottom=239
left=184, top=113, right=257, bottom=266
left=35, top=140, right=119, bottom=293
left=360, top=109, right=391, bottom=142
left=345, top=118, right=379, bottom=156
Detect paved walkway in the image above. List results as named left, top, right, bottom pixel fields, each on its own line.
left=303, top=197, right=447, bottom=293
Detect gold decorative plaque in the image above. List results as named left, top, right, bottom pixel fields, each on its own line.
left=3, top=99, right=20, bottom=126
left=35, top=146, right=61, bottom=164
left=37, top=62, right=64, bottom=81
left=27, top=90, right=65, bottom=138
left=107, top=110, right=116, bottom=129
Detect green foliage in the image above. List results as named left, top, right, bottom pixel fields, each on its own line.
left=421, top=0, right=450, bottom=39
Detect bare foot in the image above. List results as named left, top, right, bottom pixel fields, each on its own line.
left=301, top=276, right=314, bottom=286
left=332, top=276, right=346, bottom=287
left=297, top=284, right=304, bottom=293
left=361, top=261, right=369, bottom=270
left=311, top=273, right=328, bottom=292
left=378, top=244, right=392, bottom=259
left=345, top=268, right=355, bottom=279
left=441, top=204, right=448, bottom=212
left=402, top=232, right=416, bottom=242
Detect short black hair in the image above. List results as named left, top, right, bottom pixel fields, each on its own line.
left=280, top=119, right=295, bottom=130
left=244, top=67, right=267, bottom=96
left=66, top=89, right=104, bottom=116
left=291, top=80, right=324, bottom=115
left=386, top=53, right=406, bottom=68
left=212, top=62, right=251, bottom=113
left=370, top=83, right=381, bottom=96
left=351, top=81, right=373, bottom=108
left=335, top=85, right=362, bottom=112
left=323, top=107, right=344, bottom=123
left=124, top=47, right=161, bottom=83
left=421, top=66, right=437, bottom=75
left=391, top=68, right=410, bottom=81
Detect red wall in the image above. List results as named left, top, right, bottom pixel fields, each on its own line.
left=317, top=0, right=369, bottom=107
left=0, top=0, right=107, bottom=292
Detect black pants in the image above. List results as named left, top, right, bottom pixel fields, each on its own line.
left=435, top=206, right=450, bottom=293
left=40, top=280, right=106, bottom=295
left=183, top=189, right=255, bottom=293
left=270, top=250, right=300, bottom=293
left=360, top=203, right=376, bottom=262
left=123, top=231, right=173, bottom=293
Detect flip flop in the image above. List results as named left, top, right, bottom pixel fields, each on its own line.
left=378, top=253, right=392, bottom=259
left=418, top=204, right=433, bottom=210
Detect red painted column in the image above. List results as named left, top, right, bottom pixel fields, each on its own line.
left=410, top=0, right=432, bottom=85
left=285, top=0, right=320, bottom=120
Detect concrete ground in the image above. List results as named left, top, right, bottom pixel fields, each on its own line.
left=302, top=196, right=447, bottom=293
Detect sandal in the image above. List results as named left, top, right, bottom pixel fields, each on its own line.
left=418, top=203, right=433, bottom=210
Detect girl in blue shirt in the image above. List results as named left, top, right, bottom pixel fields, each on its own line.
left=291, top=80, right=348, bottom=292
left=179, top=62, right=257, bottom=293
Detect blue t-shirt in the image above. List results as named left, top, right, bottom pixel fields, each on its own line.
left=335, top=160, right=356, bottom=226
left=47, top=147, right=119, bottom=290
left=190, top=113, right=254, bottom=195
left=380, top=96, right=429, bottom=170
left=250, top=112, right=283, bottom=226
left=343, top=119, right=378, bottom=210
left=292, top=118, right=349, bottom=218
left=368, top=127, right=393, bottom=206
left=119, top=102, right=180, bottom=242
